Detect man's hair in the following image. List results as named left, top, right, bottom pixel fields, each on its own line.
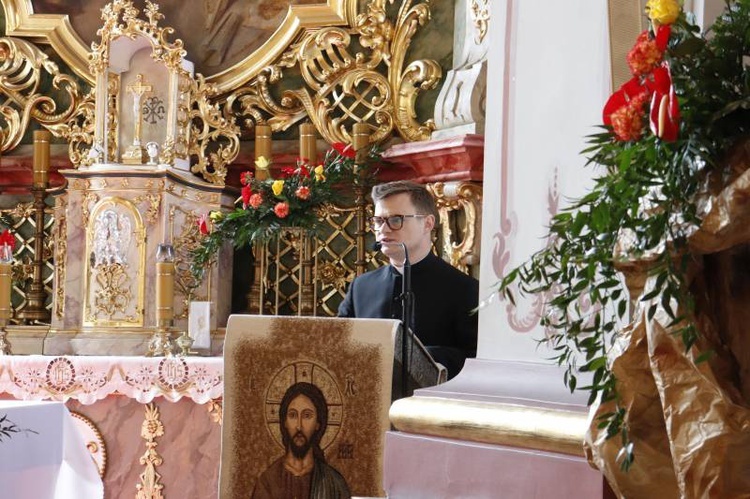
left=371, top=181, right=439, bottom=220
left=279, top=382, right=328, bottom=462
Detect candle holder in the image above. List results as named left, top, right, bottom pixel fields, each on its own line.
left=147, top=243, right=175, bottom=356
left=174, top=330, right=196, bottom=357
left=0, top=243, right=13, bottom=355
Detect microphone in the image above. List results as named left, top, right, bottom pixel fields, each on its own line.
left=372, top=241, right=382, bottom=251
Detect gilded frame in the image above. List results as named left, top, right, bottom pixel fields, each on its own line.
left=1, top=0, right=353, bottom=94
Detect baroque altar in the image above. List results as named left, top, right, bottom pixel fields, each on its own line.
left=47, top=2, right=234, bottom=355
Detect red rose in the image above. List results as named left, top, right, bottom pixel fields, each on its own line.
left=249, top=193, right=263, bottom=209
left=332, top=142, right=355, bottom=159
left=296, top=186, right=311, bottom=200
left=274, top=202, right=290, bottom=219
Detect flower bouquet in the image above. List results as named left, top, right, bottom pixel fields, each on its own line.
left=191, top=143, right=379, bottom=278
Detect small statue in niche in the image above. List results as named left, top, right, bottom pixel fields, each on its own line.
left=92, top=210, right=131, bottom=267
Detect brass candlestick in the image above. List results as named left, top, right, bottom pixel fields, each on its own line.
left=299, top=123, right=317, bottom=164
left=148, top=244, right=175, bottom=356
left=254, top=124, right=272, bottom=180
left=17, top=130, right=51, bottom=323
left=352, top=122, right=370, bottom=165
left=0, top=244, right=13, bottom=355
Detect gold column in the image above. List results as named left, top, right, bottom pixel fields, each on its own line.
left=18, top=130, right=51, bottom=323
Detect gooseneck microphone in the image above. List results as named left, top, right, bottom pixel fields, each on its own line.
left=400, top=242, right=413, bottom=399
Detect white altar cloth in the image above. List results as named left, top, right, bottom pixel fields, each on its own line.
left=0, top=400, right=103, bottom=499
left=0, top=355, right=223, bottom=404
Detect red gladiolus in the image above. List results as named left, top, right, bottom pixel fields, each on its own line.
left=241, top=185, right=252, bottom=208
left=0, top=229, right=15, bottom=250
left=297, top=165, right=310, bottom=178
left=332, top=142, right=355, bottom=159
left=649, top=65, right=680, bottom=141
left=296, top=186, right=311, bottom=200
left=281, top=167, right=297, bottom=179
left=198, top=214, right=210, bottom=235
left=249, top=193, right=263, bottom=209
left=274, top=202, right=290, bottom=219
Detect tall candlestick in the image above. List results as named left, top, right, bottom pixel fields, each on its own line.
left=352, top=122, right=369, bottom=164
left=299, top=123, right=317, bottom=163
left=255, top=124, right=272, bottom=180
left=0, top=261, right=11, bottom=321
left=33, top=130, right=51, bottom=188
left=155, top=261, right=175, bottom=322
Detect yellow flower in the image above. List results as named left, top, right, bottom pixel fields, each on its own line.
left=208, top=211, right=224, bottom=222
left=646, top=0, right=681, bottom=25
left=272, top=180, right=285, bottom=196
left=314, top=165, right=326, bottom=182
left=255, top=156, right=270, bottom=170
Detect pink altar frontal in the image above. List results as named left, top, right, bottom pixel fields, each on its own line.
left=0, top=355, right=224, bottom=499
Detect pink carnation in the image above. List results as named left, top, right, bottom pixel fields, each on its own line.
left=274, top=202, right=290, bottom=219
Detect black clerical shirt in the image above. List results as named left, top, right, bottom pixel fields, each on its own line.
left=338, top=253, right=478, bottom=376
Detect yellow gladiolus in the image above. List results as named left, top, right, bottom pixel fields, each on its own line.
left=646, top=0, right=681, bottom=25
left=272, top=180, right=284, bottom=196
left=314, top=165, right=326, bottom=182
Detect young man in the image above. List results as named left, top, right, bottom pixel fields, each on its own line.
left=338, top=181, right=479, bottom=378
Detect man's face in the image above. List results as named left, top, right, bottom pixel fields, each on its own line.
left=373, top=192, right=434, bottom=266
left=284, top=394, right=320, bottom=458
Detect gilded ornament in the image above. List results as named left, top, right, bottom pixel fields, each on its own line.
left=92, top=263, right=133, bottom=319
left=471, top=0, right=490, bottom=44
left=428, top=182, right=482, bottom=272
left=136, top=403, right=165, bottom=499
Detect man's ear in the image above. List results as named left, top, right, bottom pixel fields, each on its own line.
left=425, top=214, right=436, bottom=232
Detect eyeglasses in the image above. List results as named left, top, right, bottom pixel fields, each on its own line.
left=368, top=214, right=427, bottom=231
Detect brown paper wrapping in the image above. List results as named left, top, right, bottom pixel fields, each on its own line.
left=588, top=162, right=750, bottom=498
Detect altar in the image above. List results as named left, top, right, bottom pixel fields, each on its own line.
left=0, top=355, right=224, bottom=498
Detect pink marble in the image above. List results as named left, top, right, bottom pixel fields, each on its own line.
left=384, top=432, right=610, bottom=499
left=380, top=134, right=485, bottom=183
left=67, top=396, right=221, bottom=499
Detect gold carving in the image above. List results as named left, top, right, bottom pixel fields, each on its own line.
left=223, top=0, right=440, bottom=145
left=54, top=196, right=68, bottom=319
left=7, top=202, right=34, bottom=219
left=0, top=37, right=84, bottom=152
left=389, top=396, right=588, bottom=457
left=471, top=0, right=490, bottom=44
left=188, top=75, right=240, bottom=185
left=207, top=399, right=222, bottom=425
left=133, top=193, right=161, bottom=225
left=136, top=403, right=165, bottom=499
left=81, top=193, right=101, bottom=228
left=92, top=263, right=133, bottom=320
left=171, top=208, right=206, bottom=318
left=428, top=182, right=482, bottom=273
left=317, top=261, right=347, bottom=289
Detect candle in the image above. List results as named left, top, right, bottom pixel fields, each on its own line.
left=299, top=123, right=317, bottom=164
left=155, top=261, right=174, bottom=322
left=255, top=124, right=272, bottom=180
left=33, top=130, right=51, bottom=188
left=0, top=244, right=11, bottom=321
left=352, top=122, right=369, bottom=164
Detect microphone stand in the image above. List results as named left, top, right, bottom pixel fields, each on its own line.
left=400, top=242, right=414, bottom=399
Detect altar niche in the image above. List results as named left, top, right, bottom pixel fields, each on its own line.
left=88, top=1, right=194, bottom=171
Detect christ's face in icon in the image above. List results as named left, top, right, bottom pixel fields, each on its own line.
left=284, top=394, right=320, bottom=458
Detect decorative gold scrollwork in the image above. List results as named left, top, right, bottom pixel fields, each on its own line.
left=0, top=37, right=84, bottom=151
left=188, top=75, right=241, bottom=186
left=136, top=403, right=165, bottom=499
left=428, top=181, right=483, bottom=273
left=93, top=263, right=133, bottom=319
left=223, top=0, right=440, bottom=145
